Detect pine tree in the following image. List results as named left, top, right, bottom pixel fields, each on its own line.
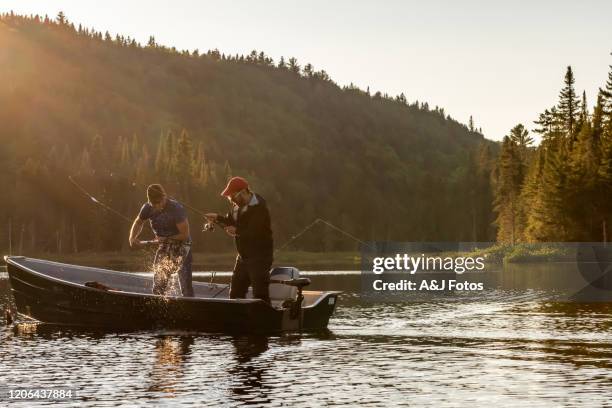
left=534, top=108, right=554, bottom=135
left=173, top=130, right=194, bottom=181
left=147, top=36, right=156, bottom=48
left=120, top=137, right=130, bottom=166
left=601, top=53, right=612, bottom=119
left=521, top=149, right=545, bottom=241
left=154, top=132, right=168, bottom=175
left=580, top=91, right=588, bottom=122
left=592, top=91, right=605, bottom=142
left=135, top=145, right=150, bottom=185
left=303, top=63, right=314, bottom=77
left=288, top=57, right=300, bottom=74
left=494, top=136, right=525, bottom=243
left=557, top=66, right=579, bottom=139
left=529, top=140, right=572, bottom=240
left=56, top=11, right=66, bottom=25
left=509, top=124, right=534, bottom=150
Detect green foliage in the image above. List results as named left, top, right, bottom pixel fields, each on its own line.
left=493, top=62, right=612, bottom=243
left=0, top=13, right=495, bottom=254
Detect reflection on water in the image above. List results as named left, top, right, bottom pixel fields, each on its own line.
left=229, top=336, right=271, bottom=405
left=2, top=268, right=612, bottom=406
left=148, top=336, right=194, bottom=396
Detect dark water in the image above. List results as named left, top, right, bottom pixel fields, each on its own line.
left=2, top=269, right=612, bottom=407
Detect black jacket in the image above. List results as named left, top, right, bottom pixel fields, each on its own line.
left=218, top=193, right=273, bottom=260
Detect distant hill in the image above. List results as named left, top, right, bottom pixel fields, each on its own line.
left=0, top=13, right=497, bottom=253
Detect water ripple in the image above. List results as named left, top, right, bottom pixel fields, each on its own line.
left=1, top=279, right=612, bottom=406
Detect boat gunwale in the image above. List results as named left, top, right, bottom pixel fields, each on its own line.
left=4, top=256, right=264, bottom=305
left=4, top=256, right=341, bottom=309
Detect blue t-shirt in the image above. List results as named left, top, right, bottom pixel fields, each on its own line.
left=138, top=199, right=189, bottom=239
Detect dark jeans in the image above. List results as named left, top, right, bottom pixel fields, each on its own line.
left=153, top=241, right=194, bottom=297
left=230, top=255, right=272, bottom=303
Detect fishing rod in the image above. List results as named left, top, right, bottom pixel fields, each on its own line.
left=68, top=176, right=133, bottom=223
left=70, top=173, right=210, bottom=220
left=69, top=174, right=372, bottom=256
left=69, top=176, right=182, bottom=250
left=105, top=172, right=210, bottom=219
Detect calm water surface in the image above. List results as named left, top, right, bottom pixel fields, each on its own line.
left=1, top=269, right=612, bottom=407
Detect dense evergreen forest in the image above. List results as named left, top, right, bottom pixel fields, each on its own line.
left=1, top=12, right=497, bottom=254
left=493, top=64, right=612, bottom=244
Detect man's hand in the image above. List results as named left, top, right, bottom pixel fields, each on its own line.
left=224, top=226, right=237, bottom=237
left=154, top=235, right=167, bottom=243
left=129, top=237, right=142, bottom=248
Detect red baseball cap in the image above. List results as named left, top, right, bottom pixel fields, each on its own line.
left=221, top=176, right=249, bottom=197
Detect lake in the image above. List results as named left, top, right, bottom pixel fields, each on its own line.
left=1, top=267, right=612, bottom=407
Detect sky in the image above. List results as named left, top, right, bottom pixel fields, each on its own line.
left=2, top=0, right=612, bottom=141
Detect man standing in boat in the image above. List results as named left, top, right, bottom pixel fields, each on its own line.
left=129, top=184, right=194, bottom=297
left=205, top=177, right=273, bottom=304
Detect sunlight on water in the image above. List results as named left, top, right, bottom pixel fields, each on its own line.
left=1, top=272, right=612, bottom=406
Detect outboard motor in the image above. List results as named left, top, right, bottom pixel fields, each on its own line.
left=269, top=267, right=311, bottom=330
left=269, top=267, right=300, bottom=302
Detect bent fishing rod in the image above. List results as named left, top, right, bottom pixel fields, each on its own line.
left=69, top=174, right=208, bottom=219
left=68, top=175, right=133, bottom=223
left=68, top=175, right=371, bottom=251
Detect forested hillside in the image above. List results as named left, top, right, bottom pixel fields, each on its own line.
left=493, top=65, right=612, bottom=243
left=0, top=12, right=495, bottom=254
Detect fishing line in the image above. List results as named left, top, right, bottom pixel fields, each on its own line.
left=105, top=171, right=209, bottom=218
left=68, top=176, right=133, bottom=223
left=70, top=174, right=371, bottom=250
left=275, top=218, right=373, bottom=253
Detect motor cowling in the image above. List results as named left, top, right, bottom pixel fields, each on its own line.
left=269, top=267, right=300, bottom=302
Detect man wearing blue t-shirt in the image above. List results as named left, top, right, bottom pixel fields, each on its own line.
left=128, top=184, right=194, bottom=297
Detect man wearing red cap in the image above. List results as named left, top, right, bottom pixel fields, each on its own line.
left=205, top=177, right=274, bottom=303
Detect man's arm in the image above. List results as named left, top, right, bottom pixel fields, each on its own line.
left=129, top=217, right=144, bottom=247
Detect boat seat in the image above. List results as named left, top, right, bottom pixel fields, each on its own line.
left=269, top=267, right=300, bottom=302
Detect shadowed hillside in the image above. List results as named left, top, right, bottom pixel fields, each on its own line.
left=0, top=12, right=496, bottom=254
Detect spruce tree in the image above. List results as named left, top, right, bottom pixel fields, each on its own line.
left=172, top=130, right=195, bottom=199
left=56, top=11, right=66, bottom=25
left=494, top=136, right=525, bottom=243
left=288, top=57, right=300, bottom=74
left=592, top=91, right=605, bottom=142
left=173, top=130, right=194, bottom=181
left=509, top=124, right=534, bottom=152
left=154, top=132, right=168, bottom=176
left=601, top=53, right=612, bottom=118
left=557, top=66, right=579, bottom=139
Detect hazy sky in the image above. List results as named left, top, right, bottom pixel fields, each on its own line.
left=3, top=0, right=612, bottom=141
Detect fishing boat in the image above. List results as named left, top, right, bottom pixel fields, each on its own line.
left=4, top=256, right=340, bottom=333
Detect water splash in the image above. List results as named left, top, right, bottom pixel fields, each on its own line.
left=151, top=255, right=184, bottom=299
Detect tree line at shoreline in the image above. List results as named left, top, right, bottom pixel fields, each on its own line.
left=493, top=62, right=612, bottom=243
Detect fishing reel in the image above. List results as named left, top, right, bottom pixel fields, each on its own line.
left=202, top=220, right=227, bottom=232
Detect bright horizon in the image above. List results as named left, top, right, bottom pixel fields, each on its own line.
left=2, top=0, right=612, bottom=142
